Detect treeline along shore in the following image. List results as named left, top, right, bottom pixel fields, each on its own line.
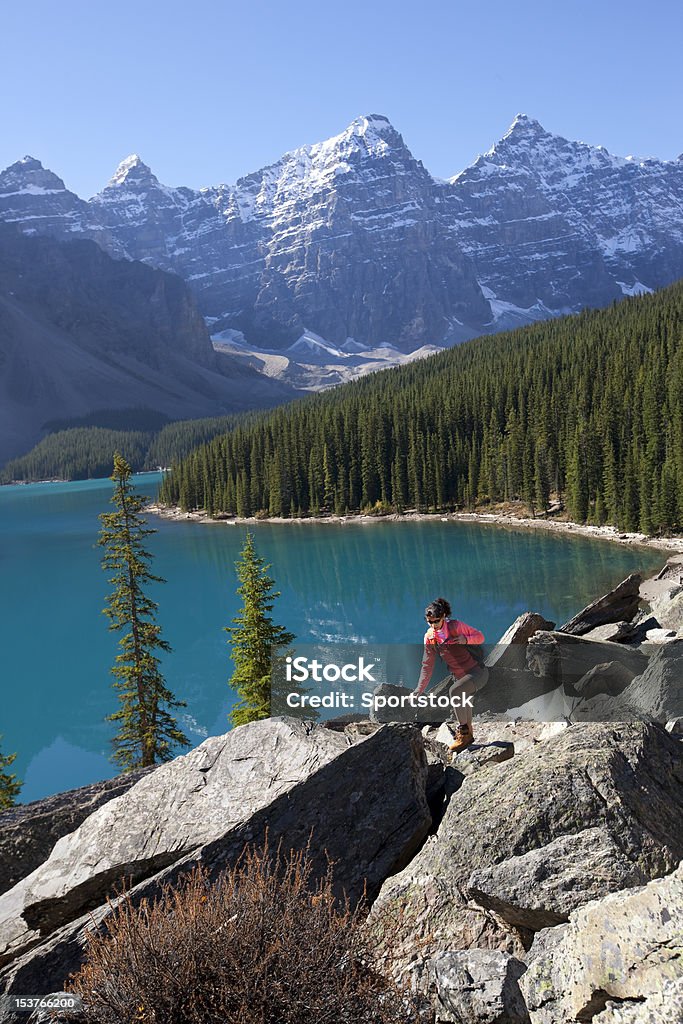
left=158, top=281, right=683, bottom=538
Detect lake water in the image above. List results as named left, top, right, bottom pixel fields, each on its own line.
left=0, top=474, right=664, bottom=802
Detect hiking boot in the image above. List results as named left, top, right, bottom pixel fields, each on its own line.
left=449, top=725, right=474, bottom=753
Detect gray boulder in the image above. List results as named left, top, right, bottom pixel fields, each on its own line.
left=642, top=626, right=679, bottom=643
left=0, top=768, right=153, bottom=897
left=559, top=574, right=642, bottom=635
left=483, top=614, right=557, bottom=714
left=573, top=660, right=636, bottom=700
left=487, top=613, right=556, bottom=674
left=0, top=718, right=431, bottom=990
left=427, top=949, right=530, bottom=1023
left=593, top=976, right=683, bottom=1023
left=467, top=827, right=647, bottom=930
left=371, top=723, right=683, bottom=968
left=572, top=642, right=683, bottom=724
left=453, top=742, right=515, bottom=779
left=520, top=863, right=683, bottom=1024
left=579, top=621, right=635, bottom=643
left=526, top=632, right=649, bottom=693
left=646, top=584, right=683, bottom=634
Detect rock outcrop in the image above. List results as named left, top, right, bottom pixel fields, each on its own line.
left=371, top=723, right=683, bottom=967
left=0, top=768, right=153, bottom=897
left=0, top=718, right=431, bottom=991
left=558, top=574, right=642, bottom=636
left=526, top=631, right=649, bottom=692
left=520, top=863, right=683, bottom=1023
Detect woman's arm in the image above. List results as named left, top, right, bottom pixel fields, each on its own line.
left=414, top=641, right=437, bottom=694
left=452, top=620, right=485, bottom=645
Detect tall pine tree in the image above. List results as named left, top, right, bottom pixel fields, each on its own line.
left=99, top=452, right=189, bottom=769
left=226, top=532, right=295, bottom=727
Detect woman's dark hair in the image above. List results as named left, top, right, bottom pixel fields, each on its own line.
left=425, top=597, right=451, bottom=619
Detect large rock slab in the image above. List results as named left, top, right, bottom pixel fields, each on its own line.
left=467, top=827, right=646, bottom=930
left=520, top=863, right=683, bottom=1024
left=559, top=574, right=642, bottom=635
left=579, top=621, right=635, bottom=643
left=371, top=723, right=683, bottom=968
left=0, top=768, right=153, bottom=897
left=0, top=718, right=431, bottom=986
left=483, top=614, right=558, bottom=714
left=427, top=949, right=530, bottom=1023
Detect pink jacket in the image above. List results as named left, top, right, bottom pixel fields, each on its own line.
left=416, top=618, right=485, bottom=693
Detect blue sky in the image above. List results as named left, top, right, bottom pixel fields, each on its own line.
left=3, top=0, right=682, bottom=198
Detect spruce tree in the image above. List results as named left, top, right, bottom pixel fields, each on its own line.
left=226, top=532, right=296, bottom=727
left=0, top=736, right=21, bottom=810
left=99, top=452, right=189, bottom=770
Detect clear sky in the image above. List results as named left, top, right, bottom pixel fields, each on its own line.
left=2, top=0, right=681, bottom=198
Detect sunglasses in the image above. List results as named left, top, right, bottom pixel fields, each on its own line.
left=426, top=616, right=444, bottom=624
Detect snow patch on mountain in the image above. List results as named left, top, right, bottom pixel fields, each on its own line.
left=481, top=286, right=570, bottom=328
left=212, top=328, right=445, bottom=391
left=617, top=280, right=654, bottom=296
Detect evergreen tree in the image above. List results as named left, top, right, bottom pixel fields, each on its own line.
left=0, top=736, right=21, bottom=810
left=226, top=533, right=296, bottom=727
left=99, top=452, right=190, bottom=770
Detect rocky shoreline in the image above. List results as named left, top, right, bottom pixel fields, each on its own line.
left=146, top=501, right=683, bottom=555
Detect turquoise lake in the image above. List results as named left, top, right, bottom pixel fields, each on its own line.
left=0, top=474, right=664, bottom=802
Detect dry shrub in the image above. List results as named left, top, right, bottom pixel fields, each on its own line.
left=68, top=839, right=427, bottom=1024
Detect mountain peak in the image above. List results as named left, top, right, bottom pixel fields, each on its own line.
left=15, top=156, right=46, bottom=172
left=0, top=156, right=67, bottom=192
left=107, top=154, right=158, bottom=189
left=309, top=113, right=411, bottom=166
left=340, top=113, right=402, bottom=147
left=501, top=113, right=550, bottom=143
left=347, top=113, right=393, bottom=133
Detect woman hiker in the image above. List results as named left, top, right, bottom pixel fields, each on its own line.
left=411, top=597, right=488, bottom=752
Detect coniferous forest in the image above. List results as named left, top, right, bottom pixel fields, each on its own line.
left=0, top=414, right=249, bottom=483
left=159, top=282, right=683, bottom=535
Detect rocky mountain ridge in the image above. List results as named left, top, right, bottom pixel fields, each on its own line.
left=2, top=114, right=683, bottom=353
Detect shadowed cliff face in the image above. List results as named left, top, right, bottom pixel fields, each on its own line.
left=0, top=224, right=297, bottom=463
left=0, top=223, right=217, bottom=369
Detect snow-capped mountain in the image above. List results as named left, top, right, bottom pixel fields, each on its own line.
left=2, top=114, right=683, bottom=352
